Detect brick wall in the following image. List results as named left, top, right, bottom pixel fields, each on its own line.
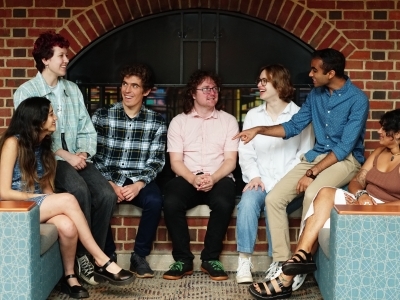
left=110, top=205, right=302, bottom=254
left=2, top=0, right=400, bottom=153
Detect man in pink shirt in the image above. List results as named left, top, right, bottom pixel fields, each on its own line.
left=163, top=70, right=239, bottom=281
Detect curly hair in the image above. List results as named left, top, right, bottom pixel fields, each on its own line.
left=120, top=63, right=155, bottom=92
left=183, top=70, right=222, bottom=114
left=379, top=109, right=400, bottom=139
left=0, top=97, right=56, bottom=192
left=33, top=31, right=70, bottom=72
left=312, top=48, right=345, bottom=78
left=259, top=64, right=294, bottom=103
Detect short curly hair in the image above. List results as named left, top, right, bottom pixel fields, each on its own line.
left=33, top=31, right=70, bottom=72
left=183, top=70, right=222, bottom=114
left=379, top=109, right=400, bottom=139
left=120, top=63, right=155, bottom=92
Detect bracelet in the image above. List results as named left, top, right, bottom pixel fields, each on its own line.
left=355, top=190, right=369, bottom=200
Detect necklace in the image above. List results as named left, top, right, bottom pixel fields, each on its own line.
left=390, top=151, right=400, bottom=161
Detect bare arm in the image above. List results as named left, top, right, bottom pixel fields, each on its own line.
left=233, top=125, right=286, bottom=144
left=0, top=137, right=43, bottom=200
left=210, top=151, right=237, bottom=183
left=169, top=152, right=197, bottom=186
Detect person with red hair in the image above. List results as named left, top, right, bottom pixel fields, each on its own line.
left=13, top=31, right=118, bottom=287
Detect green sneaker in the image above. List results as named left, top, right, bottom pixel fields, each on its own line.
left=201, top=260, right=228, bottom=281
left=163, top=261, right=193, bottom=280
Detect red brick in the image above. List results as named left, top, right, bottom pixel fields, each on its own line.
left=366, top=21, right=395, bottom=30
left=389, top=11, right=400, bottom=20
left=188, top=228, right=197, bottom=241
left=0, top=9, right=12, bottom=17
left=307, top=1, right=335, bottom=9
left=276, top=1, right=294, bottom=28
left=187, top=218, right=209, bottom=226
left=226, top=227, right=235, bottom=241
left=257, top=0, right=271, bottom=19
left=127, top=0, right=144, bottom=19
left=337, top=1, right=365, bottom=10
left=343, top=30, right=371, bottom=40
left=268, top=1, right=284, bottom=24
left=247, top=0, right=259, bottom=17
left=76, top=15, right=98, bottom=42
left=104, top=0, right=124, bottom=27
left=123, top=242, right=134, bottom=251
left=343, top=11, right=372, bottom=20
left=253, top=243, right=268, bottom=252
left=257, top=228, right=266, bottom=242
left=27, top=8, right=56, bottom=17
left=0, top=68, right=11, bottom=77
left=65, top=0, right=92, bottom=7
left=369, top=101, right=394, bottom=110
left=318, top=30, right=340, bottom=49
left=6, top=38, right=35, bottom=48
left=116, top=227, right=126, bottom=240
left=198, top=228, right=207, bottom=241
left=36, top=0, right=62, bottom=7
left=0, top=108, right=12, bottom=117
left=85, top=9, right=106, bottom=36
left=365, top=61, right=394, bottom=71
left=0, top=29, right=11, bottom=37
left=6, top=19, right=34, bottom=27
left=0, top=89, right=12, bottom=98
left=285, top=5, right=304, bottom=32
left=335, top=20, right=364, bottom=30
left=301, top=17, right=322, bottom=44
left=221, top=243, right=237, bottom=252
left=388, top=72, right=400, bottom=80
left=58, top=29, right=81, bottom=55
left=127, top=227, right=136, bottom=240
left=288, top=218, right=301, bottom=227
left=348, top=71, right=371, bottom=80
left=366, top=80, right=394, bottom=90
left=138, top=0, right=151, bottom=15
left=110, top=217, right=122, bottom=225
left=348, top=51, right=371, bottom=60
left=95, top=4, right=114, bottom=31
left=366, top=41, right=395, bottom=50
left=27, top=69, right=37, bottom=77
left=351, top=40, right=365, bottom=49
left=35, top=19, right=64, bottom=28
left=5, top=0, right=33, bottom=6
left=157, top=227, right=167, bottom=241
left=68, top=20, right=90, bottom=46
left=115, top=0, right=133, bottom=22
left=366, top=1, right=395, bottom=9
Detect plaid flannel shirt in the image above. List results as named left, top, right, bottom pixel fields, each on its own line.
left=92, top=102, right=166, bottom=186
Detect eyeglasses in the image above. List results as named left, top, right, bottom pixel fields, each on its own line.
left=196, top=87, right=220, bottom=94
left=255, top=78, right=268, bottom=86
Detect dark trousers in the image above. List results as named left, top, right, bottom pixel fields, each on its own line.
left=105, top=180, right=163, bottom=257
left=163, top=176, right=236, bottom=263
left=55, top=161, right=117, bottom=255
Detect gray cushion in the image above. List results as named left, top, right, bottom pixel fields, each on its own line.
left=40, top=224, right=58, bottom=255
left=318, top=227, right=330, bottom=259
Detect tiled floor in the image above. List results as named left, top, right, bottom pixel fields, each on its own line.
left=47, top=271, right=323, bottom=300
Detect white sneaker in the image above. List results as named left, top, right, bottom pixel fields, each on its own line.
left=292, top=273, right=307, bottom=291
left=76, top=254, right=99, bottom=285
left=264, top=261, right=282, bottom=280
left=236, top=257, right=253, bottom=284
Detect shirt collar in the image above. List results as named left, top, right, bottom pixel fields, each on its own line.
left=189, top=108, right=219, bottom=119
left=323, top=75, right=350, bottom=96
left=256, top=101, right=292, bottom=115
left=36, top=72, right=68, bottom=97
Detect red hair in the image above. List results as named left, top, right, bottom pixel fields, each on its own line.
left=32, top=31, right=70, bottom=72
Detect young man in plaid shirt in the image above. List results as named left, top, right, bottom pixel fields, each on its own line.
left=92, top=63, right=167, bottom=278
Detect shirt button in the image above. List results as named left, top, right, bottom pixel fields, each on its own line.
left=326, top=124, right=328, bottom=127
left=328, top=111, right=330, bottom=113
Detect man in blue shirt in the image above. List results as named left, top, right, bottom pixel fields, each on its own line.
left=92, top=63, right=166, bottom=279
left=234, top=48, right=369, bottom=285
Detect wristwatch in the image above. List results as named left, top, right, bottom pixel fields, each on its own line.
left=305, top=169, right=317, bottom=180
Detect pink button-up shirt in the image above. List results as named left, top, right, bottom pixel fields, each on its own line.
left=167, top=109, right=239, bottom=176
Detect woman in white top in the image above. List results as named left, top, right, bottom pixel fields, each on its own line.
left=236, top=65, right=314, bottom=287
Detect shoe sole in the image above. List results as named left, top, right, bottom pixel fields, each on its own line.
left=248, top=284, right=292, bottom=300
left=94, top=273, right=135, bottom=286
left=292, top=274, right=307, bottom=291
left=163, top=270, right=193, bottom=280
left=133, top=272, right=155, bottom=278
left=201, top=267, right=228, bottom=281
left=236, top=276, right=253, bottom=284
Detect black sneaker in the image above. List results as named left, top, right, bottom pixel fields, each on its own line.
left=163, top=261, right=193, bottom=280
left=201, top=260, right=228, bottom=281
left=130, top=252, right=154, bottom=278
left=75, top=254, right=99, bottom=285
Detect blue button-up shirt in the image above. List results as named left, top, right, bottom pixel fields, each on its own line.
left=282, top=77, right=369, bottom=164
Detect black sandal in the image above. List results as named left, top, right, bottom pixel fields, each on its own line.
left=282, top=249, right=316, bottom=275
left=59, top=274, right=89, bottom=299
left=248, top=275, right=292, bottom=300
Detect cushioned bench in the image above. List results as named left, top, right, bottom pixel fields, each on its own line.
left=314, top=204, right=400, bottom=300
left=0, top=201, right=63, bottom=300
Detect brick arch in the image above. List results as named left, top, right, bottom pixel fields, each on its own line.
left=59, top=0, right=356, bottom=60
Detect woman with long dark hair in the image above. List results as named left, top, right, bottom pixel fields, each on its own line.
left=0, top=97, right=134, bottom=299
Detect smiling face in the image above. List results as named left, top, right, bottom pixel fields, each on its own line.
left=42, top=46, right=69, bottom=78
left=121, top=75, right=151, bottom=111
left=257, top=70, right=279, bottom=102
left=41, top=105, right=57, bottom=135
left=192, top=77, right=219, bottom=111
left=377, top=127, right=400, bottom=147
left=309, top=58, right=333, bottom=87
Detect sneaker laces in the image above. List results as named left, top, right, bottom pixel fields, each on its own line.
left=78, top=255, right=94, bottom=277
left=207, top=260, right=225, bottom=271
left=168, top=261, right=185, bottom=271
left=237, top=257, right=253, bottom=277
left=264, top=261, right=282, bottom=280
left=133, top=254, right=150, bottom=268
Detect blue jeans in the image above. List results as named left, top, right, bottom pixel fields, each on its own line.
left=236, top=187, right=273, bottom=257
left=54, top=161, right=117, bottom=255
